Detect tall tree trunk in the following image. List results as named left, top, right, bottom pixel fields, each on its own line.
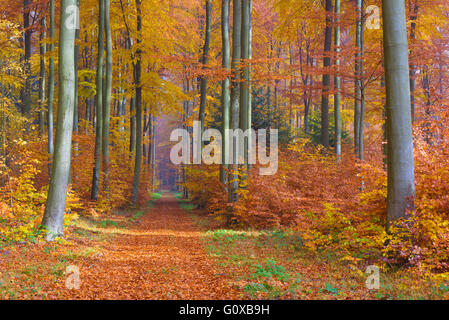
left=0, top=66, right=6, bottom=187
left=247, top=0, right=252, bottom=167
left=103, top=0, right=113, bottom=192
left=358, top=0, right=365, bottom=161
left=320, top=0, right=333, bottom=149
left=129, top=94, right=136, bottom=154
left=354, top=0, right=362, bottom=156
left=48, top=0, right=55, bottom=175
left=239, top=0, right=252, bottom=174
left=409, top=2, right=418, bottom=123
left=152, top=116, right=157, bottom=191
left=91, top=0, right=105, bottom=201
left=382, top=0, right=415, bottom=226
left=131, top=0, right=143, bottom=207
left=73, top=0, right=80, bottom=134
left=41, top=0, right=77, bottom=241
left=381, top=57, right=388, bottom=169
left=220, top=0, right=230, bottom=184
left=147, top=113, right=152, bottom=165
left=39, top=17, right=47, bottom=137
left=334, top=0, right=341, bottom=158
left=229, top=0, right=241, bottom=203
left=22, top=0, right=32, bottom=120
left=198, top=0, right=212, bottom=148
left=70, top=0, right=81, bottom=186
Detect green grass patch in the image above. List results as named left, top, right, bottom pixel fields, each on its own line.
left=179, top=202, right=196, bottom=212
left=130, top=211, right=146, bottom=221
left=150, top=192, right=163, bottom=200
left=207, top=229, right=249, bottom=244
left=97, top=220, right=120, bottom=229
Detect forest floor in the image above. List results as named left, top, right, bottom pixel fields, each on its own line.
left=0, top=193, right=447, bottom=300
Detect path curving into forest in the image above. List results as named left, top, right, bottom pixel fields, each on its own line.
left=59, top=194, right=239, bottom=300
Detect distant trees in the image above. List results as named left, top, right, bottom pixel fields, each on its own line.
left=0, top=0, right=422, bottom=238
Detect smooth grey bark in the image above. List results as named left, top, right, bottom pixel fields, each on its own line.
left=220, top=0, right=230, bottom=184
left=229, top=0, right=241, bottom=203
left=41, top=0, right=77, bottom=241
left=103, top=0, right=113, bottom=191
left=320, top=0, right=333, bottom=149
left=334, top=0, right=341, bottom=158
left=48, top=0, right=55, bottom=175
left=183, top=78, right=191, bottom=199
left=70, top=0, right=81, bottom=187
left=91, top=0, right=105, bottom=201
left=146, top=112, right=152, bottom=165
left=131, top=0, right=143, bottom=207
left=382, top=0, right=415, bottom=226
left=247, top=0, right=252, bottom=165
left=73, top=0, right=81, bottom=134
left=39, top=17, right=47, bottom=137
left=239, top=0, right=252, bottom=172
left=198, top=0, right=212, bottom=145
left=358, top=0, right=365, bottom=161
left=151, top=116, right=156, bottom=191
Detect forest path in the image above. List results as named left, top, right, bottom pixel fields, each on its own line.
left=61, top=193, right=239, bottom=299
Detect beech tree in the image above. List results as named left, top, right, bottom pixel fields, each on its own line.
left=131, top=0, right=143, bottom=207
left=239, top=0, right=252, bottom=174
left=198, top=0, right=212, bottom=143
left=320, top=0, right=332, bottom=149
left=41, top=0, right=77, bottom=240
left=220, top=0, right=230, bottom=184
left=382, top=0, right=416, bottom=225
left=103, top=0, right=113, bottom=190
left=334, top=0, right=341, bottom=159
left=229, top=0, right=241, bottom=203
left=47, top=0, right=55, bottom=175
left=91, top=0, right=105, bottom=200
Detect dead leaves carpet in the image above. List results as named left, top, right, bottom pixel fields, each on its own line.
left=59, top=194, right=239, bottom=300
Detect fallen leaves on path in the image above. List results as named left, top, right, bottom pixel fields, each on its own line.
left=52, top=194, right=240, bottom=300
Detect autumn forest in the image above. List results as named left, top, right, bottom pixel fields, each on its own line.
left=0, top=0, right=449, bottom=302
